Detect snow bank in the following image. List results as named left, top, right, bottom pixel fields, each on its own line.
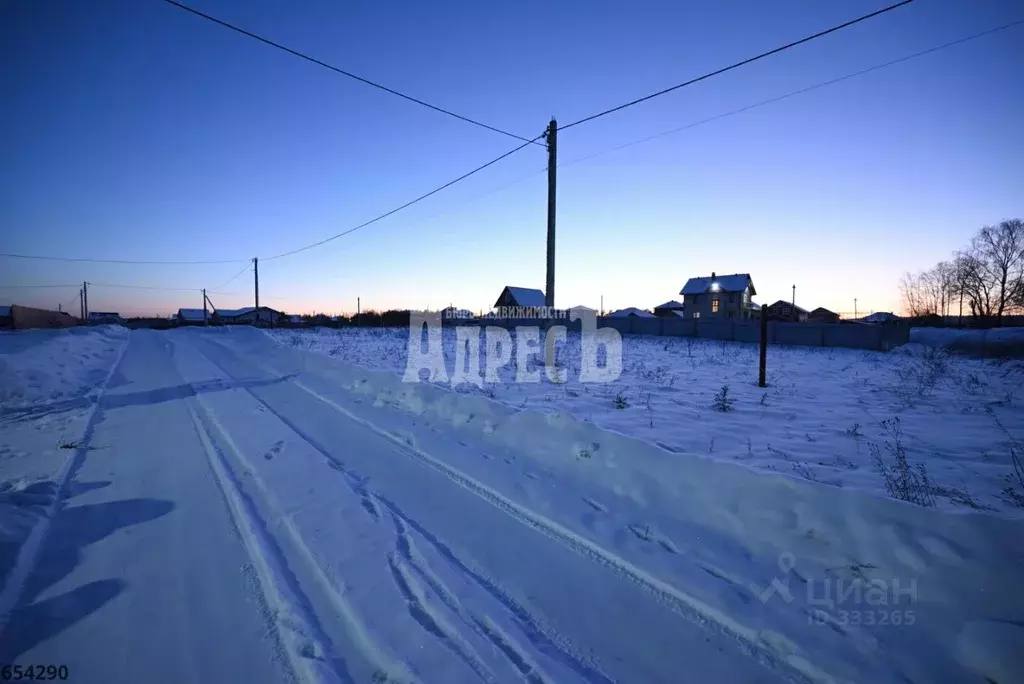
left=0, top=326, right=129, bottom=409
left=911, top=326, right=1024, bottom=358
left=246, top=327, right=1024, bottom=684
left=268, top=327, right=1024, bottom=514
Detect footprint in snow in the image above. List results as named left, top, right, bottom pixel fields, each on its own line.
left=263, top=440, right=285, bottom=460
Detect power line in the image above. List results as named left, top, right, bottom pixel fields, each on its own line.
left=209, top=262, right=252, bottom=292
left=0, top=137, right=542, bottom=267
left=262, top=135, right=542, bottom=261
left=0, top=283, right=81, bottom=289
left=0, top=252, right=247, bottom=265
left=558, top=0, right=917, bottom=132
left=560, top=19, right=1024, bottom=169
left=159, top=0, right=539, bottom=146
left=90, top=282, right=201, bottom=292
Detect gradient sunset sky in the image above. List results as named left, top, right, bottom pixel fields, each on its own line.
left=2, top=0, right=1021, bottom=317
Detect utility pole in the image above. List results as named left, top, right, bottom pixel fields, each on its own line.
left=253, top=257, right=259, bottom=310
left=203, top=289, right=208, bottom=325
left=545, top=118, right=557, bottom=309
left=600, top=295, right=604, bottom=317
left=854, top=298, right=858, bottom=319
left=79, top=288, right=84, bottom=320
left=58, top=303, right=62, bottom=313
left=83, top=281, right=89, bottom=321
left=791, top=284, right=796, bottom=307
left=357, top=297, right=361, bottom=326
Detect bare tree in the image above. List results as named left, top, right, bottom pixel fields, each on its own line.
left=901, top=262, right=958, bottom=318
left=900, top=271, right=928, bottom=317
left=972, top=219, right=1024, bottom=325
left=955, top=249, right=995, bottom=321
left=908, top=219, right=1023, bottom=326
left=934, top=260, right=957, bottom=317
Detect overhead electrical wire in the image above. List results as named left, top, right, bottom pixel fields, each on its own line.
left=10, top=0, right=998, bottom=274
left=559, top=19, right=1024, bottom=169
left=261, top=135, right=543, bottom=261
left=0, top=252, right=248, bottom=265
left=88, top=282, right=201, bottom=292
left=208, top=262, right=253, bottom=293
left=558, top=0, right=918, bottom=131
left=158, top=0, right=539, bottom=146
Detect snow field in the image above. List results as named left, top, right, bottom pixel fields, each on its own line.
left=258, top=326, right=1024, bottom=683
left=268, top=325, right=1024, bottom=514
left=0, top=325, right=1022, bottom=683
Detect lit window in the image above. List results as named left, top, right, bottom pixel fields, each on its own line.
left=712, top=298, right=719, bottom=313
left=693, top=312, right=700, bottom=319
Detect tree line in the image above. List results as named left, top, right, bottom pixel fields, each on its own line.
left=901, top=218, right=1024, bottom=326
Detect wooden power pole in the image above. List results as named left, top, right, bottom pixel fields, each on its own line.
left=203, top=289, right=208, bottom=325
left=79, top=288, right=84, bottom=320
left=253, top=257, right=259, bottom=310
left=545, top=118, right=557, bottom=308
left=83, top=281, right=89, bottom=321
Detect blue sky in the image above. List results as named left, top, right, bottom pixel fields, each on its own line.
left=2, top=0, right=1021, bottom=317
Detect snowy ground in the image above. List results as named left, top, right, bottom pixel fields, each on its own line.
left=0, top=325, right=1022, bottom=684
left=268, top=326, right=1024, bottom=515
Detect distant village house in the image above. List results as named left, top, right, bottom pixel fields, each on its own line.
left=653, top=300, right=685, bottom=318
left=807, top=307, right=840, bottom=324
left=680, top=273, right=758, bottom=319
left=765, top=301, right=808, bottom=322
left=607, top=307, right=655, bottom=319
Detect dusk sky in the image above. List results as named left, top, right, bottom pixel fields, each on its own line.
left=2, top=0, right=1021, bottom=318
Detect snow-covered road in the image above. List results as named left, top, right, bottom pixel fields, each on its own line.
left=2, top=327, right=1022, bottom=684
left=0, top=330, right=791, bottom=683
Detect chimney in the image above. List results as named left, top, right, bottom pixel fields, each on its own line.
left=711, top=271, right=716, bottom=279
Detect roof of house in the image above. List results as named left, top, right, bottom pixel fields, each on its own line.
left=607, top=307, right=655, bottom=318
left=680, top=273, right=755, bottom=296
left=809, top=307, right=838, bottom=315
left=0, top=305, right=10, bottom=317
left=495, top=286, right=546, bottom=308
left=860, top=312, right=899, bottom=323
left=654, top=300, right=684, bottom=310
left=88, top=311, right=120, bottom=318
left=671, top=309, right=688, bottom=319
left=216, top=306, right=282, bottom=318
left=768, top=300, right=809, bottom=315
left=178, top=308, right=208, bottom=321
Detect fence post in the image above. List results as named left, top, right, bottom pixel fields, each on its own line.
left=758, top=305, right=768, bottom=387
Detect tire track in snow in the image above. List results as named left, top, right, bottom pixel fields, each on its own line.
left=178, top=340, right=418, bottom=684
left=386, top=553, right=497, bottom=684
left=385, top=509, right=558, bottom=684
left=186, top=404, right=345, bottom=684
left=249, top=353, right=819, bottom=684
left=472, top=616, right=552, bottom=684
left=0, top=329, right=130, bottom=638
left=374, top=495, right=613, bottom=684
left=195, top=339, right=605, bottom=683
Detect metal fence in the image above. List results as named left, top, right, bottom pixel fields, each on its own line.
left=462, top=315, right=910, bottom=352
